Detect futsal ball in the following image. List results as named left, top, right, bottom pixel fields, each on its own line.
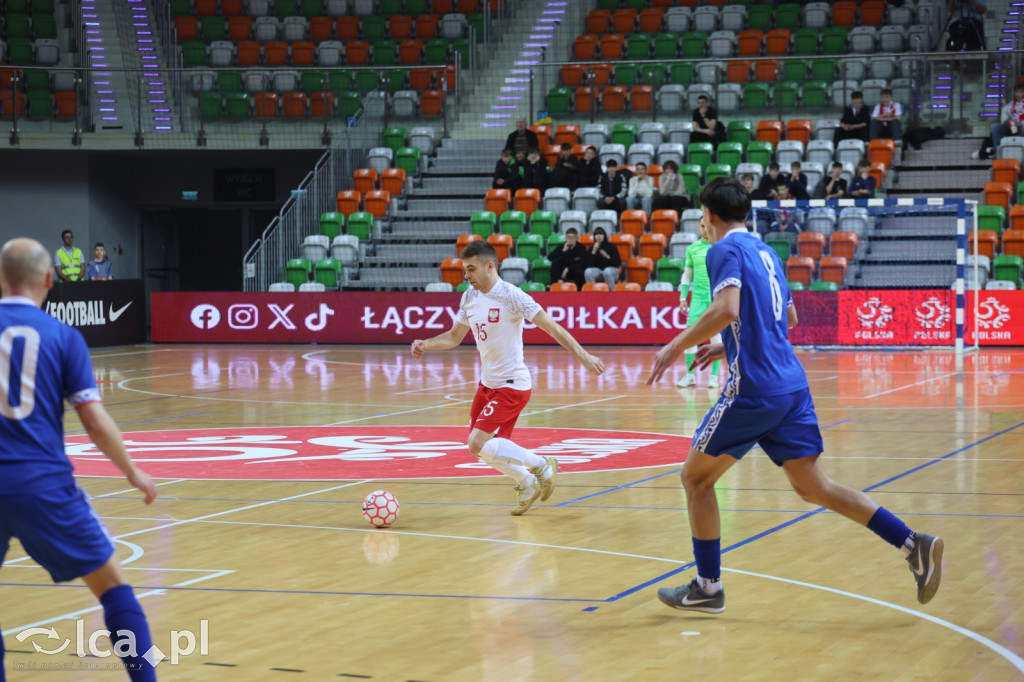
left=362, top=489, right=400, bottom=528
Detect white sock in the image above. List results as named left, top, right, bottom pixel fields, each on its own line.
left=698, top=576, right=722, bottom=595
left=480, top=437, right=545, bottom=470
left=478, top=440, right=537, bottom=487
left=901, top=532, right=916, bottom=558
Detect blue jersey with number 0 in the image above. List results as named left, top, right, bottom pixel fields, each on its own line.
left=706, top=230, right=808, bottom=396
left=0, top=299, right=99, bottom=494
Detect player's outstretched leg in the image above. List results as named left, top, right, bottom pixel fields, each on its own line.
left=83, top=560, right=157, bottom=682
left=676, top=347, right=698, bottom=388
left=473, top=432, right=557, bottom=515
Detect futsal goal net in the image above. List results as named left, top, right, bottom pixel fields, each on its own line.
left=749, top=197, right=990, bottom=357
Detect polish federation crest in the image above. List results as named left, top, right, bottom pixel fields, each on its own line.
left=488, top=308, right=500, bottom=323
left=915, top=296, right=951, bottom=330
left=976, top=297, right=1011, bottom=329
left=857, top=297, right=893, bottom=329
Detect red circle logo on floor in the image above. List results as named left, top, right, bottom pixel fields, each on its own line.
left=67, top=426, right=690, bottom=480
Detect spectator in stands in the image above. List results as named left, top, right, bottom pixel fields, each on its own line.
left=599, top=160, right=630, bottom=214
left=87, top=243, right=114, bottom=281
left=54, top=230, right=85, bottom=283
left=520, top=148, right=548, bottom=191
left=505, top=117, right=538, bottom=156
left=493, top=148, right=517, bottom=191
left=770, top=183, right=802, bottom=233
left=627, top=162, right=656, bottom=215
left=653, top=160, right=689, bottom=212
left=835, top=90, right=871, bottom=144
left=551, top=142, right=580, bottom=191
left=584, top=226, right=622, bottom=289
left=947, top=0, right=987, bottom=52
left=691, top=95, right=727, bottom=147
left=550, top=227, right=588, bottom=290
left=870, top=89, right=903, bottom=143
left=754, top=162, right=785, bottom=200
left=824, top=162, right=847, bottom=200
left=579, top=145, right=602, bottom=187
left=981, top=84, right=1024, bottom=158
left=849, top=160, right=877, bottom=198
left=740, top=173, right=755, bottom=194
left=787, top=161, right=810, bottom=201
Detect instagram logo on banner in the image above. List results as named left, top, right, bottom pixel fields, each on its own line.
left=228, top=304, right=259, bottom=329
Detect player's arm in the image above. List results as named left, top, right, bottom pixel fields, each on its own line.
left=76, top=401, right=157, bottom=504
left=679, top=268, right=693, bottom=310
left=647, top=286, right=739, bottom=384
left=531, top=309, right=605, bottom=375
left=411, top=321, right=471, bottom=357
left=787, top=300, right=798, bottom=328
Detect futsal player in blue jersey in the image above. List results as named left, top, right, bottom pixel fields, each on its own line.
left=0, top=238, right=159, bottom=680
left=646, top=179, right=943, bottom=613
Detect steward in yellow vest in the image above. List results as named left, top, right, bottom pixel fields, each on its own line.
left=55, top=230, right=85, bottom=282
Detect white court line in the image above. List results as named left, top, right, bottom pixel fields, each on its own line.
left=860, top=372, right=960, bottom=399
left=321, top=402, right=473, bottom=426
left=91, top=349, right=179, bottom=359
left=192, top=519, right=1024, bottom=675
left=92, top=478, right=187, bottom=499
left=520, top=394, right=627, bottom=417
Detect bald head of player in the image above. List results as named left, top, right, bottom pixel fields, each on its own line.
left=0, top=238, right=54, bottom=304
left=699, top=177, right=752, bottom=244
left=459, top=240, right=500, bottom=293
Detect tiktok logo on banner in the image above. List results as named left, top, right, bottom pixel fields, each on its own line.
left=304, top=303, right=335, bottom=331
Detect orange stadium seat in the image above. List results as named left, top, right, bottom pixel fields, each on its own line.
left=620, top=210, right=648, bottom=240
left=335, top=190, right=361, bottom=215
left=630, top=85, right=654, bottom=112
left=309, top=16, right=331, bottom=40
left=574, top=34, right=600, bottom=60
left=755, top=59, right=780, bottom=82
left=832, top=1, right=857, bottom=26
left=389, top=15, right=413, bottom=39
left=456, top=233, right=481, bottom=256
left=610, top=233, right=636, bottom=261
left=787, top=119, right=813, bottom=146
left=221, top=0, right=241, bottom=13
left=868, top=138, right=896, bottom=167
left=868, top=162, right=887, bottom=188
left=440, top=258, right=464, bottom=287
left=415, top=14, right=439, bottom=38
left=639, top=7, right=664, bottom=33
left=486, top=189, right=510, bottom=216
left=587, top=9, right=611, bottom=34
left=797, top=231, right=827, bottom=261
left=353, top=168, right=378, bottom=196
left=310, top=91, right=335, bottom=117
left=650, top=209, right=679, bottom=238
left=254, top=92, right=278, bottom=117
left=237, top=40, right=260, bottom=66
left=615, top=282, right=642, bottom=291
left=640, top=233, right=667, bottom=260
left=364, top=190, right=391, bottom=218
left=336, top=16, right=359, bottom=40
left=1003, top=229, right=1024, bottom=258
left=292, top=41, right=315, bottom=66
left=195, top=0, right=216, bottom=14
left=993, top=158, right=1021, bottom=187
left=487, top=234, right=513, bottom=261
left=1010, top=205, right=1024, bottom=231
left=409, top=68, right=434, bottom=90
left=984, top=182, right=1013, bottom=211
left=543, top=144, right=561, bottom=168
left=600, top=34, right=626, bottom=60
left=591, top=64, right=614, bottom=85
left=514, top=188, right=541, bottom=215
left=739, top=30, right=764, bottom=56
left=346, top=40, right=371, bottom=65
left=583, top=282, right=611, bottom=291
left=626, top=256, right=654, bottom=286
left=613, top=8, right=638, bottom=33
left=603, top=85, right=628, bottom=113
left=421, top=90, right=445, bottom=116
left=829, top=231, right=860, bottom=260
left=174, top=16, right=198, bottom=41
left=550, top=282, right=578, bottom=292
left=561, top=64, right=586, bottom=87
left=728, top=61, right=752, bottom=83
left=432, top=0, right=452, bottom=12
left=578, top=232, right=595, bottom=249
left=555, top=124, right=580, bottom=146
left=381, top=168, right=407, bottom=196
left=647, top=163, right=663, bottom=185
left=861, top=0, right=885, bottom=25
left=764, top=29, right=791, bottom=55
left=575, top=87, right=596, bottom=114
left=264, top=41, right=288, bottom=66
left=54, top=91, right=77, bottom=119
left=757, top=120, right=784, bottom=145
left=819, top=256, right=848, bottom=286
left=530, top=124, right=551, bottom=149
left=228, top=15, right=252, bottom=40
left=970, top=230, right=998, bottom=260
left=282, top=92, right=306, bottom=118
left=400, top=39, right=425, bottom=65
left=786, top=256, right=815, bottom=287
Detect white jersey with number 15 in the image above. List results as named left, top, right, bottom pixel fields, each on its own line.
left=456, top=279, right=541, bottom=391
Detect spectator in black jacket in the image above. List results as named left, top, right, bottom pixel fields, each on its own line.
left=550, top=227, right=588, bottom=289
left=753, top=162, right=786, bottom=200
left=787, top=161, right=810, bottom=200
left=583, top=226, right=621, bottom=289
left=505, top=118, right=539, bottom=156
left=551, top=143, right=580, bottom=190
left=598, top=159, right=630, bottom=214
left=578, top=145, right=602, bottom=187
left=520, top=148, right=548, bottom=191
left=492, top=148, right=516, bottom=191
left=835, top=91, right=871, bottom=144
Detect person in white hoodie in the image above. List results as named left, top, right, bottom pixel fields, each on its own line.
left=979, top=84, right=1024, bottom=158
left=627, top=162, right=656, bottom=215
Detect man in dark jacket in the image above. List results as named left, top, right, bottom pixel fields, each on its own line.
left=505, top=118, right=539, bottom=156
left=835, top=91, right=871, bottom=144
left=578, top=145, right=602, bottom=188
left=549, top=227, right=589, bottom=289
left=598, top=159, right=631, bottom=214
left=551, top=143, right=580, bottom=190
left=520, top=148, right=549, bottom=191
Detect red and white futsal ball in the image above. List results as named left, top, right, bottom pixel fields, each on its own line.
left=362, top=489, right=400, bottom=528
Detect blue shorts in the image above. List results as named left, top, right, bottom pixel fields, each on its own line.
left=692, top=387, right=824, bottom=465
left=0, top=484, right=115, bottom=583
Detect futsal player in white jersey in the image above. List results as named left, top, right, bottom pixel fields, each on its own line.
left=412, top=240, right=606, bottom=515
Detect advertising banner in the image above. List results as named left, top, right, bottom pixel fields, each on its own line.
left=45, top=280, right=146, bottom=347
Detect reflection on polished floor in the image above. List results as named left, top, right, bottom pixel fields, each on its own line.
left=2, top=344, right=1023, bottom=681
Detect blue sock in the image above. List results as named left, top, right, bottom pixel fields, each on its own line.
left=100, top=585, right=157, bottom=682
left=691, top=537, right=721, bottom=581
left=867, top=507, right=913, bottom=550
left=1, top=621, right=6, bottom=682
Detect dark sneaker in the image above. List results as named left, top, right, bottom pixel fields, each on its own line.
left=907, top=533, right=944, bottom=604
left=656, top=579, right=725, bottom=614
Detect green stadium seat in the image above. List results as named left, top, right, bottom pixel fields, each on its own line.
left=22, top=69, right=48, bottom=91
left=687, top=142, right=713, bottom=170
left=529, top=210, right=557, bottom=240
left=285, top=258, right=312, bottom=287
left=668, top=62, right=694, bottom=84
left=727, top=120, right=753, bottom=144
left=680, top=164, right=703, bottom=193
left=640, top=62, right=667, bottom=85
left=706, top=163, right=733, bottom=184
left=314, top=258, right=343, bottom=290
left=363, top=15, right=387, bottom=41
left=788, top=281, right=806, bottom=291
left=520, top=281, right=546, bottom=292
left=274, top=0, right=297, bottom=15
left=766, top=237, right=791, bottom=262
left=743, top=83, right=770, bottom=109
left=612, top=122, right=638, bottom=147
left=181, top=41, right=207, bottom=67
left=467, top=13, right=489, bottom=42
left=822, top=27, right=849, bottom=54
left=328, top=70, right=351, bottom=91
left=530, top=257, right=552, bottom=285
left=347, top=212, right=374, bottom=241
left=654, top=33, right=679, bottom=59
left=626, top=33, right=653, bottom=59
left=516, top=234, right=544, bottom=262
left=656, top=257, right=684, bottom=287
left=775, top=82, right=800, bottom=108
left=717, top=142, right=744, bottom=169
left=301, top=70, right=326, bottom=93
left=424, top=39, right=449, bottom=64
left=810, top=58, right=838, bottom=81
left=977, top=205, right=1005, bottom=233
left=470, top=210, right=497, bottom=238
left=319, top=212, right=345, bottom=240
left=802, top=81, right=828, bottom=108
left=33, top=0, right=56, bottom=12
left=546, top=234, right=566, bottom=255
left=372, top=40, right=397, bottom=66
left=810, top=280, right=839, bottom=291
left=783, top=59, right=808, bottom=82
left=219, top=70, right=242, bottom=92
left=224, top=92, right=250, bottom=119
left=378, top=0, right=401, bottom=12
left=396, top=147, right=421, bottom=175
left=383, top=126, right=407, bottom=152
left=32, top=14, right=57, bottom=39
left=792, top=27, right=820, bottom=54
left=1016, top=181, right=1024, bottom=206
left=748, top=5, right=774, bottom=30
left=300, top=0, right=322, bottom=17
left=200, top=91, right=222, bottom=119
left=336, top=92, right=361, bottom=117
left=776, top=2, right=802, bottom=28
left=614, top=63, right=639, bottom=86
left=168, top=0, right=190, bottom=15
left=457, top=281, right=471, bottom=292
left=547, top=86, right=572, bottom=115
left=747, top=141, right=774, bottom=167
left=681, top=31, right=706, bottom=58
left=994, top=254, right=1024, bottom=283
left=500, top=210, right=527, bottom=240
left=200, top=16, right=226, bottom=43
left=5, top=15, right=30, bottom=40
left=25, top=90, right=52, bottom=119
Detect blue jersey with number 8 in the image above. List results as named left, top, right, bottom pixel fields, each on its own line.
left=706, top=230, right=808, bottom=396
left=0, top=299, right=100, bottom=494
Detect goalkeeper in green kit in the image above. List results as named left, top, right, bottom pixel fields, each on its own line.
left=675, top=218, right=723, bottom=389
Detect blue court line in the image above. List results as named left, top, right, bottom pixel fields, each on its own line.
left=601, top=419, right=1024, bottom=605
left=991, top=367, right=1024, bottom=379
left=0, top=582, right=598, bottom=604
left=554, top=419, right=851, bottom=508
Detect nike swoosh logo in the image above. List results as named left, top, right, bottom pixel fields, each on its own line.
left=912, top=554, right=925, bottom=576
left=681, top=596, right=715, bottom=605
left=109, top=302, right=132, bottom=322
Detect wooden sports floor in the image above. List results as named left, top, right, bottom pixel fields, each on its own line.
left=2, top=344, right=1023, bottom=681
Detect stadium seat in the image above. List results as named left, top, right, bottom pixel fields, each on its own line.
left=970, top=231, right=998, bottom=260
left=764, top=29, right=791, bottom=55
left=352, top=168, right=378, bottom=196
left=513, top=188, right=541, bottom=215
left=756, top=120, right=783, bottom=145
left=985, top=182, right=1013, bottom=211
left=550, top=281, right=578, bottom=292
left=653, top=256, right=683, bottom=287
left=650, top=210, right=679, bottom=239
left=786, top=256, right=815, bottom=287
left=810, top=280, right=840, bottom=291
left=993, top=254, right=1024, bottom=284
left=500, top=257, right=530, bottom=286
left=582, top=282, right=611, bottom=292
left=640, top=233, right=667, bottom=260
left=346, top=212, right=374, bottom=241
left=765, top=234, right=792, bottom=262
left=269, top=282, right=296, bottom=292
left=425, top=282, right=453, bottom=293
left=440, top=257, right=464, bottom=287
left=469, top=210, right=497, bottom=239
left=836, top=139, right=866, bottom=168
left=615, top=282, right=642, bottom=292
left=1002, top=229, right=1024, bottom=258
left=499, top=210, right=527, bottom=240
left=1010, top=205, right=1024, bottom=232
left=514, top=233, right=543, bottom=262
left=618, top=210, right=646, bottom=240
left=786, top=119, right=813, bottom=146
left=527, top=211, right=555, bottom=241
left=625, top=256, right=654, bottom=286
left=487, top=234, right=513, bottom=262
left=335, top=190, right=361, bottom=215
left=993, top=159, right=1021, bottom=187
left=829, top=231, right=859, bottom=260
left=797, top=231, right=827, bottom=261
left=364, top=190, right=391, bottom=218
left=609, top=233, right=636, bottom=261
left=456, top=233, right=481, bottom=256
left=319, top=212, right=345, bottom=240
left=868, top=139, right=896, bottom=168
left=977, top=206, right=1005, bottom=233
left=485, top=189, right=510, bottom=217
left=314, top=258, right=344, bottom=290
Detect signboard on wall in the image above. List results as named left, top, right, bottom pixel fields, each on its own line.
left=45, top=280, right=146, bottom=347
left=213, top=168, right=275, bottom=201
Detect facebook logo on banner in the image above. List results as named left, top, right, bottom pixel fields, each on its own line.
left=190, top=304, right=221, bottom=329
